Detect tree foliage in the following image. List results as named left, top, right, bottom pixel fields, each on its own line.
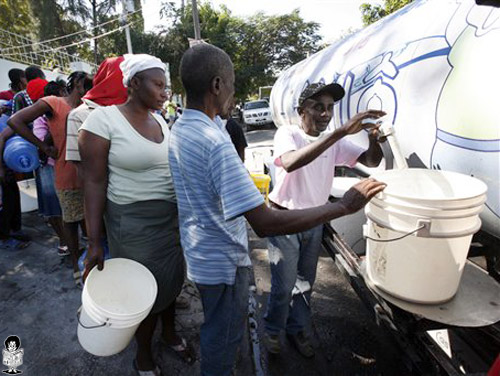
left=152, top=3, right=321, bottom=100
left=1, top=0, right=320, bottom=100
left=360, top=0, right=413, bottom=26
left=0, top=0, right=35, bottom=37
left=30, top=0, right=87, bottom=43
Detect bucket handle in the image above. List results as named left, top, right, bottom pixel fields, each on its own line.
left=365, top=222, right=426, bottom=243
left=77, top=306, right=109, bottom=329
left=365, top=212, right=481, bottom=239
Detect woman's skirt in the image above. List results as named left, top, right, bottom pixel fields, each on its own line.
left=34, top=164, right=62, bottom=217
left=104, top=199, right=184, bottom=314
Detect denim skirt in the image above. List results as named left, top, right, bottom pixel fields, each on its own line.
left=34, top=164, right=62, bottom=217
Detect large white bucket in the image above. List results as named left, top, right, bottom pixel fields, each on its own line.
left=365, top=169, right=487, bottom=304
left=77, top=258, right=158, bottom=356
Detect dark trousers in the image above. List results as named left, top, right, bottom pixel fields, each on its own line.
left=0, top=179, right=21, bottom=239
left=196, top=267, right=250, bottom=376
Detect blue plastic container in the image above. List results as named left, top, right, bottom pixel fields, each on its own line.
left=4, top=135, right=40, bottom=172
left=0, top=114, right=9, bottom=132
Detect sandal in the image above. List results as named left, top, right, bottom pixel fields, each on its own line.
left=133, top=359, right=162, bottom=376
left=57, top=245, right=70, bottom=256
left=0, top=238, right=30, bottom=250
left=161, top=337, right=195, bottom=364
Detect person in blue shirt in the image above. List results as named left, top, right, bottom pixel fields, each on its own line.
left=169, top=42, right=386, bottom=376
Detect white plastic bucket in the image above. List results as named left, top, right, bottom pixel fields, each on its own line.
left=77, top=258, right=158, bottom=356
left=17, top=178, right=38, bottom=213
left=373, top=169, right=487, bottom=209
left=365, top=169, right=487, bottom=304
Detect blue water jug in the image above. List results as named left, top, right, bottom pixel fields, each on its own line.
left=0, top=114, right=8, bottom=132
left=4, top=135, right=40, bottom=172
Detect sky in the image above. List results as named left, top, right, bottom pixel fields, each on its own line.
left=142, top=0, right=383, bottom=44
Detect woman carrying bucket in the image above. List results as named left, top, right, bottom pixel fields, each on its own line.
left=79, top=54, right=192, bottom=376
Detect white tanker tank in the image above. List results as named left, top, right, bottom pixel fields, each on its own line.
left=270, top=0, right=500, bottom=240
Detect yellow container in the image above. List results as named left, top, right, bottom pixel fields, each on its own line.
left=250, top=173, right=271, bottom=203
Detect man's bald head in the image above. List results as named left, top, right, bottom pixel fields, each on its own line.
left=180, top=43, right=234, bottom=103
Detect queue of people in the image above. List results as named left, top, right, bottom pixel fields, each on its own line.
left=1, top=43, right=386, bottom=376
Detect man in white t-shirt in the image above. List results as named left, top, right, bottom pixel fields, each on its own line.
left=264, top=82, right=386, bottom=357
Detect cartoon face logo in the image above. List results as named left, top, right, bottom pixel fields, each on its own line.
left=2, top=336, right=23, bottom=374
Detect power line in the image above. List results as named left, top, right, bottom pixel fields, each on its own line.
left=1, top=20, right=139, bottom=57
left=1, top=8, right=142, bottom=53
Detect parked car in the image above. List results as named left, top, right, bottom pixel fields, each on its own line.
left=242, top=100, right=273, bottom=130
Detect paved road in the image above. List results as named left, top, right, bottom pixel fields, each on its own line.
left=0, top=128, right=410, bottom=375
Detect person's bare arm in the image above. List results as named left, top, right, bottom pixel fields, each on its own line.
left=79, top=130, right=110, bottom=281
left=244, top=178, right=386, bottom=237
left=280, top=110, right=386, bottom=173
left=7, top=101, right=58, bottom=158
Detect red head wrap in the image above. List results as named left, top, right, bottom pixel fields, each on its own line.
left=83, top=56, right=128, bottom=106
left=26, top=78, right=48, bottom=102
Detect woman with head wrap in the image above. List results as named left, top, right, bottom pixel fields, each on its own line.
left=6, top=71, right=93, bottom=283
left=65, top=56, right=128, bottom=169
left=79, top=54, right=191, bottom=375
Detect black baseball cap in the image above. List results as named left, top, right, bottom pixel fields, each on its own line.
left=298, top=82, right=345, bottom=107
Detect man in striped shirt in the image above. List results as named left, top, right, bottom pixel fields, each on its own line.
left=169, top=43, right=386, bottom=376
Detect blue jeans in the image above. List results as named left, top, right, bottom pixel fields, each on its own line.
left=196, top=267, right=250, bottom=376
left=264, top=225, right=323, bottom=336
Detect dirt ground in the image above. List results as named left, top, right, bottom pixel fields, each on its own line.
left=0, top=212, right=410, bottom=376
left=0, top=126, right=411, bottom=375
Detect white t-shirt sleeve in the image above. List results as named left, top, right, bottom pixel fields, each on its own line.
left=273, top=126, right=298, bottom=167
left=80, top=107, right=111, bottom=140
left=333, top=137, right=366, bottom=167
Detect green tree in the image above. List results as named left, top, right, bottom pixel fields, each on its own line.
left=29, top=0, right=88, bottom=42
left=360, top=0, right=413, bottom=26
left=0, top=0, right=35, bottom=37
left=156, top=2, right=321, bottom=100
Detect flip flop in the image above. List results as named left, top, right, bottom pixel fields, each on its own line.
left=161, top=337, right=195, bottom=365
left=0, top=238, right=30, bottom=250
left=57, top=245, right=70, bottom=256
left=133, top=359, right=162, bottom=376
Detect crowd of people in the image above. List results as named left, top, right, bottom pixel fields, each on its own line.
left=0, top=43, right=386, bottom=376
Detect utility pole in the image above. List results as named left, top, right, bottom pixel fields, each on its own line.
left=122, top=0, right=133, bottom=54
left=191, top=0, right=201, bottom=40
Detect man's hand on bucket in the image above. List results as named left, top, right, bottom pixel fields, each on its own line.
left=339, top=178, right=387, bottom=214
left=82, top=244, right=105, bottom=282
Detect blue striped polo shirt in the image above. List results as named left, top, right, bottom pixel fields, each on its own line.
left=168, top=109, right=264, bottom=285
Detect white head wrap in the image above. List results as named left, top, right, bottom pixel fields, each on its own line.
left=120, top=54, right=166, bottom=87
